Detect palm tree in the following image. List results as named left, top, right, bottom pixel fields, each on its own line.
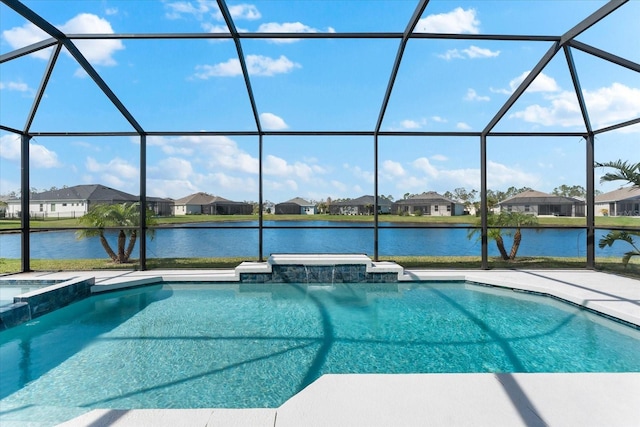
left=500, top=211, right=539, bottom=260
left=596, top=160, right=640, bottom=188
left=469, top=211, right=539, bottom=261
left=598, top=231, right=640, bottom=267
left=77, top=202, right=156, bottom=263
left=596, top=159, right=640, bottom=267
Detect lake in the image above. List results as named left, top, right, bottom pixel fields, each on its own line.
left=0, top=221, right=630, bottom=259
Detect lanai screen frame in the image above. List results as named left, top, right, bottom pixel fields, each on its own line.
left=1, top=0, right=638, bottom=272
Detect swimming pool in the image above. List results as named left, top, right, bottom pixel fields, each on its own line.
left=0, top=281, right=59, bottom=307
left=1, top=281, right=639, bottom=425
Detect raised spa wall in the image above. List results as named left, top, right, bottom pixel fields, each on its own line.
left=0, top=277, right=94, bottom=330
left=240, top=264, right=399, bottom=284
left=237, top=254, right=405, bottom=284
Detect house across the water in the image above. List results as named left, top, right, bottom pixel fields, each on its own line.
left=595, top=187, right=640, bottom=217
left=5, top=184, right=139, bottom=219
left=275, top=198, right=316, bottom=215
left=329, top=195, right=393, bottom=215
left=498, top=189, right=585, bottom=217
left=172, top=192, right=252, bottom=215
left=392, top=192, right=464, bottom=216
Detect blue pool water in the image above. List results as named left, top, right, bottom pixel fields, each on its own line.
left=1, top=282, right=639, bottom=425
left=0, top=283, right=53, bottom=307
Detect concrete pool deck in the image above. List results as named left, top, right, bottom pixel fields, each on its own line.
left=2, top=267, right=639, bottom=426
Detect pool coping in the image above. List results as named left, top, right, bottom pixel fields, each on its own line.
left=2, top=267, right=638, bottom=328
left=2, top=266, right=639, bottom=426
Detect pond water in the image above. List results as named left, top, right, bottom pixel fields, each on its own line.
left=0, top=221, right=632, bottom=259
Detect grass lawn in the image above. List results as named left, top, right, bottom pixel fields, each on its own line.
left=1, top=214, right=638, bottom=230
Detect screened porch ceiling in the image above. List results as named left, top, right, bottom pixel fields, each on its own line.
left=1, top=0, right=638, bottom=136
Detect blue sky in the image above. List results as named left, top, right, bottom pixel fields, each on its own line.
left=1, top=0, right=638, bottom=203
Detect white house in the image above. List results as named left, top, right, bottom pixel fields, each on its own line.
left=5, top=184, right=138, bottom=219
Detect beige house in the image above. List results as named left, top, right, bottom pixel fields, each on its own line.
left=498, top=189, right=585, bottom=217
left=173, top=192, right=252, bottom=215
left=392, top=192, right=464, bottom=216
left=595, top=187, right=640, bottom=217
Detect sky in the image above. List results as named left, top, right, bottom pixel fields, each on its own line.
left=0, top=0, right=638, bottom=204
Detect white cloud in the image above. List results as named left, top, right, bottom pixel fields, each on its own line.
left=342, top=163, right=374, bottom=183
left=105, top=8, right=118, bottom=16
left=0, top=135, right=20, bottom=160
left=431, top=116, right=447, bottom=123
left=400, top=119, right=425, bottom=129
left=487, top=161, right=538, bottom=189
left=456, top=122, right=472, bottom=130
left=209, top=172, right=257, bottom=192
left=85, top=157, right=138, bottom=189
left=2, top=14, right=124, bottom=67
left=0, top=81, right=30, bottom=92
left=415, top=8, right=480, bottom=34
left=464, top=88, right=490, bottom=102
left=201, top=23, right=229, bottom=33
left=149, top=157, right=194, bottom=180
left=2, top=22, right=51, bottom=60
left=464, top=45, right=500, bottom=58
left=260, top=112, right=288, bottom=130
left=382, top=160, right=406, bottom=177
left=265, top=178, right=298, bottom=192
left=437, top=49, right=464, bottom=61
left=264, top=155, right=317, bottom=181
left=582, top=83, right=640, bottom=128
left=431, top=154, right=448, bottom=161
left=60, top=14, right=123, bottom=66
left=331, top=180, right=348, bottom=193
left=513, top=71, right=560, bottom=93
left=394, top=176, right=428, bottom=192
left=257, top=22, right=330, bottom=43
left=411, top=157, right=438, bottom=178
left=31, top=143, right=62, bottom=168
left=86, top=156, right=138, bottom=178
left=438, top=45, right=499, bottom=60
left=510, top=83, right=640, bottom=129
left=194, top=54, right=301, bottom=78
left=223, top=4, right=262, bottom=20
left=148, top=135, right=259, bottom=174
left=165, top=0, right=218, bottom=19
left=147, top=179, right=198, bottom=199
left=0, top=135, right=61, bottom=168
left=385, top=158, right=538, bottom=193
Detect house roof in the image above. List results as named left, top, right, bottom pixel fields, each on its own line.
left=394, top=192, right=456, bottom=205
left=278, top=197, right=314, bottom=206
left=174, top=192, right=229, bottom=205
left=499, top=190, right=582, bottom=205
left=595, top=187, right=640, bottom=203
left=24, top=184, right=138, bottom=202
left=147, top=196, right=174, bottom=203
left=333, top=195, right=393, bottom=206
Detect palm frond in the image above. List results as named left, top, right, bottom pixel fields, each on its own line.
left=598, top=230, right=634, bottom=248
left=596, top=160, right=640, bottom=187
